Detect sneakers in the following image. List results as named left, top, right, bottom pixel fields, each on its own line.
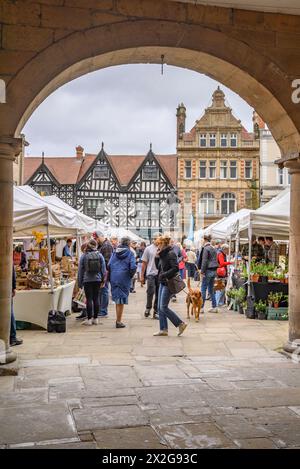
left=144, top=308, right=151, bottom=318
left=10, top=338, right=23, bottom=346
left=153, top=312, right=159, bottom=320
left=76, top=312, right=87, bottom=320
left=178, top=322, right=188, bottom=336
left=200, top=308, right=205, bottom=314
left=208, top=308, right=218, bottom=313
left=153, top=330, right=168, bottom=336
left=171, top=296, right=177, bottom=303
left=116, top=322, right=126, bottom=329
left=82, top=319, right=93, bottom=326
left=92, top=318, right=98, bottom=325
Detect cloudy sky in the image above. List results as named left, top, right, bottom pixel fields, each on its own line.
left=23, top=64, right=254, bottom=157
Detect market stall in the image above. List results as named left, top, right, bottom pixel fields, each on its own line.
left=13, top=186, right=96, bottom=329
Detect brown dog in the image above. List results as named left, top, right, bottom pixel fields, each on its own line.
left=186, top=277, right=203, bottom=322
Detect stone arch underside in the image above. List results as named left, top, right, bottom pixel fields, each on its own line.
left=2, top=19, right=300, bottom=158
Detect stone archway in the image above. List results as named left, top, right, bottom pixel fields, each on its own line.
left=1, top=1, right=300, bottom=363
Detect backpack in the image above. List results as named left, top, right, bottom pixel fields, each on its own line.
left=84, top=251, right=102, bottom=275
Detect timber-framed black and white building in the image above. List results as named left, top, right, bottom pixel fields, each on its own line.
left=24, top=144, right=177, bottom=239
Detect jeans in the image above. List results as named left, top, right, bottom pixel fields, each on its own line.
left=186, top=263, right=196, bottom=278
left=146, top=275, right=159, bottom=312
left=99, top=282, right=109, bottom=316
left=179, top=268, right=185, bottom=279
left=84, top=282, right=101, bottom=319
left=157, top=284, right=182, bottom=331
left=10, top=302, right=17, bottom=343
left=215, top=288, right=225, bottom=306
left=201, top=270, right=217, bottom=309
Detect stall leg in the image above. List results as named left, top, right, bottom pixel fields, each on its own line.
left=0, top=137, right=22, bottom=365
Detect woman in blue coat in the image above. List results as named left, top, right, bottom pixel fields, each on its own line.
left=108, top=236, right=137, bottom=328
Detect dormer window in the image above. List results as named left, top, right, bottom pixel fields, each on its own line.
left=142, top=166, right=158, bottom=180
left=209, top=133, right=216, bottom=147
left=199, top=134, right=207, bottom=147
left=230, top=133, right=237, bottom=147
left=94, top=165, right=109, bottom=179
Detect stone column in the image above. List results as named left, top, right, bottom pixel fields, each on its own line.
left=283, top=160, right=300, bottom=353
left=0, top=136, right=22, bottom=365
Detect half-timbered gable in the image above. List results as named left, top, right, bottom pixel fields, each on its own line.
left=76, top=146, right=121, bottom=226
left=24, top=144, right=177, bottom=239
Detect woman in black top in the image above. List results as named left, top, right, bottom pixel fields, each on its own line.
left=154, top=234, right=187, bottom=337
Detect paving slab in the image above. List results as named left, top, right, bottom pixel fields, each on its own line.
left=156, top=423, right=236, bottom=449
left=73, top=405, right=148, bottom=431
left=94, top=426, right=166, bottom=449
left=0, top=403, right=77, bottom=445
left=233, top=438, right=278, bottom=449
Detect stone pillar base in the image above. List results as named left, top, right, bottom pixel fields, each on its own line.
left=0, top=348, right=17, bottom=366
left=283, top=340, right=300, bottom=354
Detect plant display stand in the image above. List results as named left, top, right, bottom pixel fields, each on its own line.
left=267, top=307, right=288, bottom=320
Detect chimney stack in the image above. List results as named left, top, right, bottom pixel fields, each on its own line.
left=76, top=145, right=84, bottom=160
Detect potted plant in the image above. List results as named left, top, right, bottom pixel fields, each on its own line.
left=255, top=300, right=267, bottom=320
left=236, top=287, right=246, bottom=314
left=272, top=292, right=283, bottom=308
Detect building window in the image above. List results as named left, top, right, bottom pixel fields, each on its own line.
left=221, top=193, right=236, bottom=215
left=230, top=133, right=237, bottom=147
left=245, top=191, right=252, bottom=208
left=245, top=160, right=252, bottom=179
left=221, top=133, right=228, bottom=147
left=84, top=199, right=105, bottom=219
left=185, top=160, right=192, bottom=179
left=220, top=160, right=228, bottom=179
left=209, top=133, right=216, bottom=147
left=142, top=166, right=158, bottom=180
left=199, top=134, right=207, bottom=147
left=184, top=191, right=191, bottom=204
left=209, top=160, right=216, bottom=179
left=278, top=167, right=284, bottom=185
left=199, top=160, right=206, bottom=179
left=34, top=185, right=52, bottom=196
left=200, top=193, right=215, bottom=215
left=230, top=161, right=237, bottom=179
left=93, top=166, right=109, bottom=179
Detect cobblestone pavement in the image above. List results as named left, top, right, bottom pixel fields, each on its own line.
left=1, top=283, right=300, bottom=449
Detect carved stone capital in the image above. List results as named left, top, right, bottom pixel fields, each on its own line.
left=0, top=136, right=22, bottom=161
left=283, top=158, right=300, bottom=174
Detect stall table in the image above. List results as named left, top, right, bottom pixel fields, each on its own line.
left=250, top=281, right=288, bottom=302
left=14, top=281, right=75, bottom=330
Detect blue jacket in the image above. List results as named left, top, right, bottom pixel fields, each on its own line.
left=108, top=246, right=136, bottom=300
left=78, top=249, right=106, bottom=288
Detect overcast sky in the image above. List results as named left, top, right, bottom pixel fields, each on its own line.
left=23, top=64, right=254, bottom=157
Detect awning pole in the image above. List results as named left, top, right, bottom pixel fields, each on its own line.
left=46, top=224, right=55, bottom=312
left=234, top=221, right=239, bottom=269
left=247, top=222, right=252, bottom=297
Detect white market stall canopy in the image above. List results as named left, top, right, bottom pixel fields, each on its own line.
left=43, top=195, right=109, bottom=235
left=238, top=188, right=290, bottom=240
left=108, top=227, right=145, bottom=243
left=203, top=209, right=253, bottom=240
left=13, top=186, right=103, bottom=237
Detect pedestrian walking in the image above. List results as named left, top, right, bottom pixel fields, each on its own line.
left=141, top=233, right=160, bottom=319
left=108, top=236, right=137, bottom=328
left=216, top=243, right=233, bottom=307
left=78, top=239, right=106, bottom=326
left=154, top=234, right=187, bottom=337
left=198, top=235, right=218, bottom=313
left=185, top=247, right=197, bottom=280
left=93, top=231, right=113, bottom=317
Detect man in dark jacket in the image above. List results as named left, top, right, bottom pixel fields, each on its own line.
left=93, top=231, right=113, bottom=317
left=198, top=235, right=218, bottom=313
left=10, top=265, right=23, bottom=346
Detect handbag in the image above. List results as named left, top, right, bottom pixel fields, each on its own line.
left=217, top=266, right=227, bottom=278
left=166, top=273, right=186, bottom=294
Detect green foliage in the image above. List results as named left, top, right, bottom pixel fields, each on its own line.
left=255, top=300, right=267, bottom=313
